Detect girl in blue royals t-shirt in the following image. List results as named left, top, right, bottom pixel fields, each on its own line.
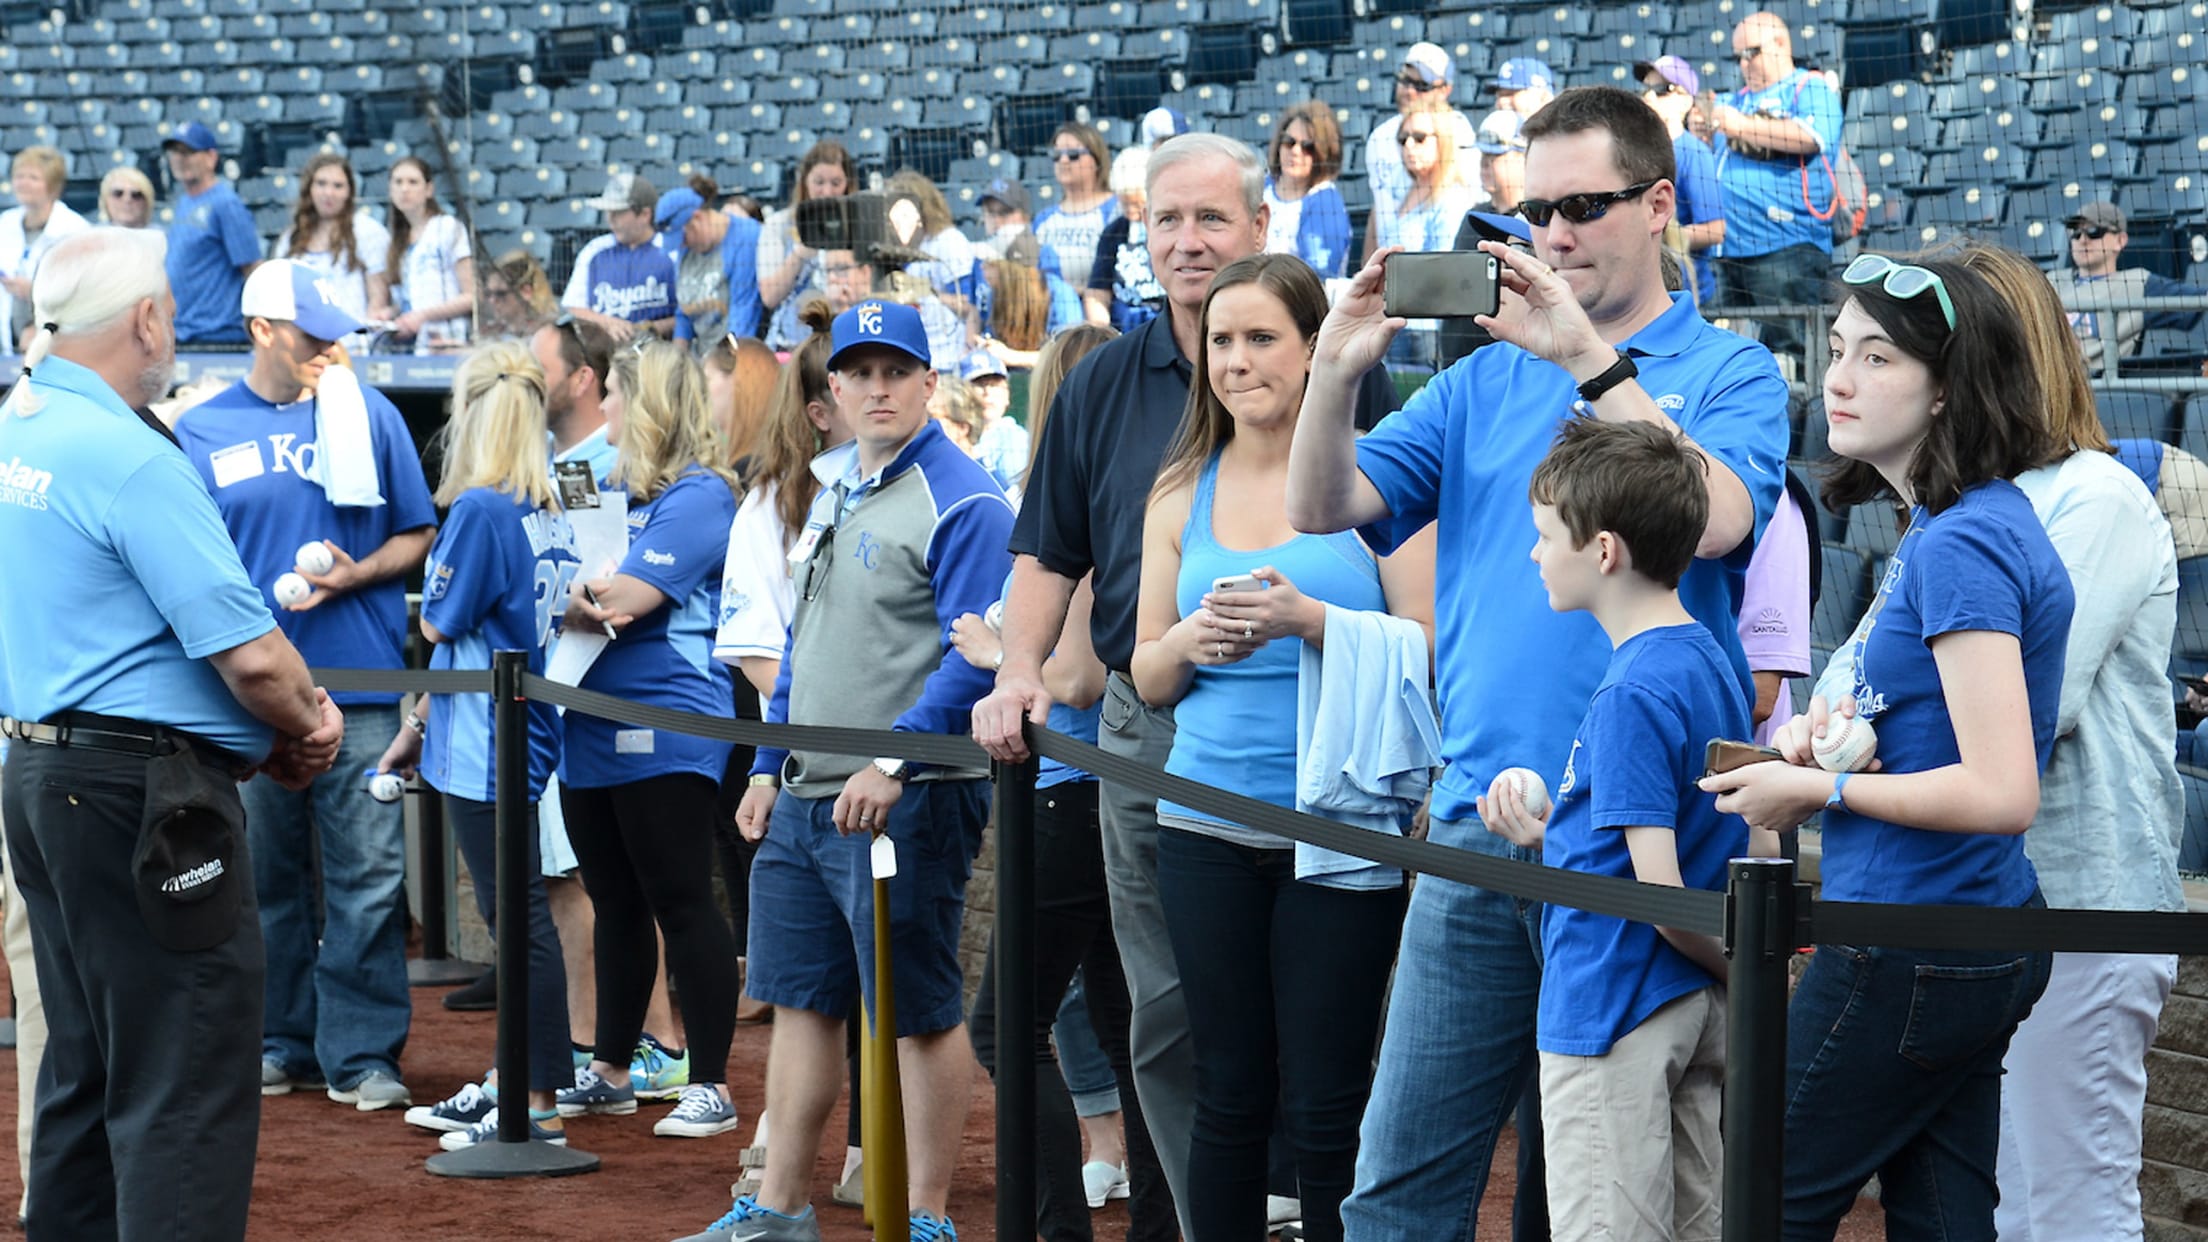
left=1701, top=254, right=2073, bottom=1240
left=555, top=340, right=745, bottom=1141
left=379, top=341, right=577, bottom=1148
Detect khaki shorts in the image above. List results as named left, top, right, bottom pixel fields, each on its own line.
left=1540, top=986, right=1726, bottom=1242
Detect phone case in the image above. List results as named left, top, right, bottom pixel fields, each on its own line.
left=1384, top=252, right=1502, bottom=319
left=1703, top=739, right=1784, bottom=778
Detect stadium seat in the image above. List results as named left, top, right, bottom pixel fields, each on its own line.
left=1844, top=502, right=1904, bottom=558
left=2040, top=137, right=2137, bottom=182
left=1939, top=107, right=2040, bottom=151
left=1950, top=35, right=2030, bottom=77
left=757, top=74, right=818, bottom=104
left=674, top=129, right=746, bottom=166
left=604, top=132, right=674, bottom=169
left=912, top=36, right=981, bottom=67
left=515, top=109, right=584, bottom=141
left=1930, top=73, right=2027, bottom=119
left=1813, top=543, right=1870, bottom=651
left=2027, top=69, right=2122, bottom=111
left=1912, top=184, right=2004, bottom=227
left=2141, top=137, right=2208, bottom=181
left=2096, top=388, right=2178, bottom=443
left=2129, top=176, right=2208, bottom=222
left=2176, top=557, right=2208, bottom=666
left=1005, top=2, right=1073, bottom=33
left=497, top=165, right=569, bottom=199
left=2045, top=3, right=2137, bottom=43
left=2030, top=37, right=2128, bottom=78
left=528, top=197, right=602, bottom=233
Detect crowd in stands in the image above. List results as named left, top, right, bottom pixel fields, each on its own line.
left=2, top=6, right=2206, bottom=1242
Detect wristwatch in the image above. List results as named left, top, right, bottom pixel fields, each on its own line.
left=872, top=757, right=913, bottom=782
left=747, top=773, right=779, bottom=788
left=403, top=711, right=426, bottom=735
left=1576, top=351, right=1640, bottom=403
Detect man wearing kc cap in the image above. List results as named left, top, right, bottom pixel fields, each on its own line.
left=678, top=299, right=1011, bottom=1242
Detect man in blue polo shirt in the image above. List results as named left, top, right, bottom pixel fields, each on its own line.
left=1286, top=87, right=1788, bottom=1240
left=173, top=259, right=437, bottom=1115
left=162, top=121, right=260, bottom=347
left=0, top=226, right=342, bottom=1241
left=562, top=172, right=678, bottom=343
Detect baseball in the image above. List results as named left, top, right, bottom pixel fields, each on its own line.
left=1813, top=713, right=1879, bottom=773
left=364, top=769, right=405, bottom=803
left=273, top=572, right=312, bottom=609
left=1498, top=766, right=1552, bottom=819
left=295, top=540, right=335, bottom=576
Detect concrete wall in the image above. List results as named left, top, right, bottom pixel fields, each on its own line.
left=2148, top=953, right=2208, bottom=1240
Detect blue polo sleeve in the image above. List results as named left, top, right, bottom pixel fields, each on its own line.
left=1675, top=341, right=1791, bottom=564
left=898, top=489, right=1015, bottom=738
left=109, top=451, right=276, bottom=659
left=1352, top=361, right=1456, bottom=554
left=1674, top=139, right=1724, bottom=228
left=217, top=196, right=261, bottom=269
left=372, top=391, right=437, bottom=533
left=420, top=493, right=507, bottom=641
left=619, top=471, right=737, bottom=603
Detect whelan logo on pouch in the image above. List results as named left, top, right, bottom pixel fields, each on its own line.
left=160, top=858, right=226, bottom=895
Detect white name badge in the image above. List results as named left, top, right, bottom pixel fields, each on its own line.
left=870, top=833, right=898, bottom=880
left=614, top=729, right=654, bottom=754
left=787, top=522, right=825, bottom=569
left=209, top=441, right=265, bottom=489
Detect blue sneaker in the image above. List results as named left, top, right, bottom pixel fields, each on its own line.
left=632, top=1033, right=691, bottom=1101
left=556, top=1067, right=638, bottom=1117
left=910, top=1211, right=958, bottom=1242
left=669, top=1195, right=821, bottom=1242
left=653, top=1083, right=740, bottom=1137
left=436, top=1106, right=567, bottom=1151
left=404, top=1079, right=495, bottom=1133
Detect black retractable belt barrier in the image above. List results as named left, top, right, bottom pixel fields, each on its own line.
left=424, top=651, right=599, bottom=1179
left=312, top=664, right=2208, bottom=1211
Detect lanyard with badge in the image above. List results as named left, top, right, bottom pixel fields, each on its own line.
left=792, top=480, right=852, bottom=602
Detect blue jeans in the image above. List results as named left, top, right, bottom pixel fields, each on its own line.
left=1782, top=906, right=2052, bottom=1241
left=1056, top=971, right=1121, bottom=1118
left=244, top=703, right=411, bottom=1089
left=1716, top=241, right=1830, bottom=363
left=446, top=795, right=573, bottom=1092
left=1342, top=820, right=1545, bottom=1242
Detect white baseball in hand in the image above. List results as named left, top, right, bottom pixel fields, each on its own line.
left=1813, top=714, right=1878, bottom=773
left=1498, top=766, right=1552, bottom=819
left=295, top=540, right=335, bottom=576
left=273, top=572, right=312, bottom=609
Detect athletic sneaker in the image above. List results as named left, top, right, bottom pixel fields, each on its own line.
left=653, top=1084, right=740, bottom=1138
left=327, top=1070, right=411, bottom=1112
left=437, top=1107, right=567, bottom=1151
left=260, top=1056, right=324, bottom=1097
left=405, top=1080, right=496, bottom=1133
left=669, top=1195, right=822, bottom=1242
left=1081, top=1160, right=1129, bottom=1208
left=572, top=1045, right=593, bottom=1075
left=556, top=1067, right=639, bottom=1117
left=909, top=1211, right=959, bottom=1242
left=632, top=1034, right=691, bottom=1101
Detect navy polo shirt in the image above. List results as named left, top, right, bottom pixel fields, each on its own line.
left=1012, top=310, right=1399, bottom=672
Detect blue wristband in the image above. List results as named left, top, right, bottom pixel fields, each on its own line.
left=1825, top=771, right=1852, bottom=810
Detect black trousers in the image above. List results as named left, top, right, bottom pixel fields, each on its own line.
left=561, top=773, right=741, bottom=1085
left=3, top=743, right=263, bottom=1242
left=969, top=780, right=1176, bottom=1242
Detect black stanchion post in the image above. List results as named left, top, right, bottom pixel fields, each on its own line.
left=1722, top=857, right=1800, bottom=1240
left=408, top=786, right=484, bottom=986
left=427, top=649, right=599, bottom=1178
left=993, top=747, right=1039, bottom=1241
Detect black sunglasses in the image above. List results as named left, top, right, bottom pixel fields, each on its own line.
left=1398, top=129, right=1439, bottom=146
left=1735, top=45, right=1764, bottom=61
left=1280, top=137, right=1319, bottom=155
left=2069, top=225, right=2113, bottom=240
left=1396, top=73, right=1443, bottom=92
left=107, top=187, right=148, bottom=200
left=1051, top=148, right=1090, bottom=162
left=1513, top=179, right=1660, bottom=227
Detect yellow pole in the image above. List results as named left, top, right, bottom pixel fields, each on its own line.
left=863, top=833, right=910, bottom=1241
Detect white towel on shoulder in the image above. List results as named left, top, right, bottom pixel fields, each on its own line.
left=308, top=363, right=385, bottom=507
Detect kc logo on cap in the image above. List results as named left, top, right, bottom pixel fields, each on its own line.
left=827, top=298, right=933, bottom=371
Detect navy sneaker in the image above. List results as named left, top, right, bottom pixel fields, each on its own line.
left=436, top=1107, right=567, bottom=1151
left=653, top=1084, right=740, bottom=1137
left=405, top=1080, right=496, bottom=1133
left=557, top=1067, right=639, bottom=1117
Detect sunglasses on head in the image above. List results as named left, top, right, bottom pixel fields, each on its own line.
left=1512, top=180, right=1658, bottom=227
left=1842, top=253, right=1957, bottom=332
left=2069, top=225, right=2113, bottom=240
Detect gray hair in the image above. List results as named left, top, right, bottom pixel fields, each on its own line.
left=13, top=228, right=170, bottom=415
left=1146, top=132, right=1266, bottom=218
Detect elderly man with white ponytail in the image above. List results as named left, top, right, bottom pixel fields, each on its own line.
left=0, top=227, right=343, bottom=1242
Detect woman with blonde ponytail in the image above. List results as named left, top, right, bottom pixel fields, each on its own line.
left=380, top=339, right=582, bottom=1148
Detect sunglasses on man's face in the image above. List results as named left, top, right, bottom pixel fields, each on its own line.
left=1396, top=73, right=1443, bottom=92
left=1735, top=45, right=1764, bottom=61
left=1513, top=180, right=1659, bottom=227
left=2070, top=226, right=2113, bottom=240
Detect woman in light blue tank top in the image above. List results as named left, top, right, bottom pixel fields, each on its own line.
left=1129, top=255, right=1435, bottom=1242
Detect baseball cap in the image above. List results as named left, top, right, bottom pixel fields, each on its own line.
left=241, top=259, right=365, bottom=343
left=1493, top=58, right=1556, bottom=95
left=134, top=749, right=244, bottom=953
left=2065, top=201, right=2126, bottom=232
left=655, top=186, right=704, bottom=235
left=1633, top=55, right=1700, bottom=97
left=586, top=171, right=657, bottom=213
left=1141, top=107, right=1191, bottom=147
left=1476, top=110, right=1528, bottom=156
left=960, top=351, right=1008, bottom=383
left=828, top=299, right=932, bottom=371
left=1464, top=210, right=1533, bottom=246
left=162, top=120, right=220, bottom=152
left=1402, top=42, right=1454, bottom=88
left=978, top=177, right=1030, bottom=215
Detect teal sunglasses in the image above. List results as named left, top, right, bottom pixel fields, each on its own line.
left=1842, top=253, right=1957, bottom=332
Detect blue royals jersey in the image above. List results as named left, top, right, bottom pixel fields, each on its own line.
left=420, top=487, right=579, bottom=802
left=571, top=235, right=678, bottom=323
left=561, top=465, right=738, bottom=788
left=175, top=379, right=438, bottom=707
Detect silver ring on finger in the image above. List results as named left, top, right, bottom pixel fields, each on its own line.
left=1244, top=620, right=1253, bottom=638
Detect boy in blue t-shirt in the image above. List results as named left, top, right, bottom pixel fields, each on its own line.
left=1481, top=417, right=1751, bottom=1241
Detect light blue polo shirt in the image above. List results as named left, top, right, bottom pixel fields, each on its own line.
left=0, top=358, right=277, bottom=757
left=1353, top=292, right=1789, bottom=824
left=552, top=426, right=619, bottom=481
left=1716, top=68, right=1843, bottom=258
